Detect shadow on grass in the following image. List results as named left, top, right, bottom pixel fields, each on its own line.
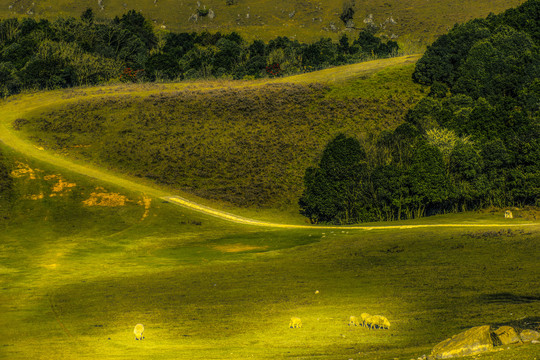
left=492, top=317, right=540, bottom=331
left=479, top=292, right=540, bottom=304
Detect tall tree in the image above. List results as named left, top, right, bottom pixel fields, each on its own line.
left=299, top=134, right=369, bottom=224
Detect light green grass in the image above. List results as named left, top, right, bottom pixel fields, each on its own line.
left=1, top=160, right=539, bottom=359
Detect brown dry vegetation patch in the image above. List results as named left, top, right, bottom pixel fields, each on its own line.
left=212, top=244, right=269, bottom=253
left=11, top=162, right=41, bottom=179
left=82, top=187, right=129, bottom=207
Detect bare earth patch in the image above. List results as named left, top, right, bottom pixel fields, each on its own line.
left=212, top=244, right=268, bottom=253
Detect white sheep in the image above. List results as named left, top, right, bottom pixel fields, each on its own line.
left=289, top=317, right=302, bottom=328
left=349, top=316, right=360, bottom=326
left=364, top=315, right=376, bottom=329
left=368, top=315, right=391, bottom=329
left=134, top=323, right=145, bottom=340
left=377, top=315, right=391, bottom=329
left=360, top=313, right=370, bottom=327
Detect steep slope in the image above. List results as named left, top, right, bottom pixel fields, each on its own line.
left=0, top=0, right=525, bottom=45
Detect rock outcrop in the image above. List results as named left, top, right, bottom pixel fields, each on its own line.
left=430, top=325, right=493, bottom=359
left=494, top=326, right=521, bottom=345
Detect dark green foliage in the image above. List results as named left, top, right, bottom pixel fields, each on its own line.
left=408, top=144, right=452, bottom=217
left=118, top=10, right=157, bottom=50
left=408, top=0, right=540, bottom=210
left=145, top=53, right=180, bottom=80
left=298, top=0, right=539, bottom=223
left=80, top=8, right=94, bottom=25
left=358, top=30, right=396, bottom=57
left=299, top=134, right=369, bottom=224
left=453, top=26, right=539, bottom=100
left=412, top=19, right=492, bottom=86
left=371, top=164, right=409, bottom=221
left=19, top=56, right=76, bottom=89
left=0, top=62, right=20, bottom=96
left=0, top=8, right=399, bottom=96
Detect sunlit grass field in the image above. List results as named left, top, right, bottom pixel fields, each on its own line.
left=0, top=152, right=538, bottom=359
left=0, top=56, right=539, bottom=360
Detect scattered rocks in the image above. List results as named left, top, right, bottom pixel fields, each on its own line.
left=430, top=325, right=493, bottom=359
left=494, top=326, right=521, bottom=345
left=520, top=329, right=540, bottom=342
left=363, top=14, right=374, bottom=25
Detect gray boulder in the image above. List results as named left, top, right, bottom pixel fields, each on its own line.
left=520, top=329, right=540, bottom=342
left=430, top=325, right=493, bottom=359
left=494, top=326, right=521, bottom=345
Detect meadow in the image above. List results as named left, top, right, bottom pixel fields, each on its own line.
left=0, top=150, right=539, bottom=360
left=0, top=56, right=539, bottom=360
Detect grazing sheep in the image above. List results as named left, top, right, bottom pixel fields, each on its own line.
left=349, top=316, right=360, bottom=326
left=289, top=317, right=302, bottom=328
left=368, top=315, right=391, bottom=329
left=365, top=315, right=376, bottom=329
left=360, top=313, right=371, bottom=327
left=134, top=324, right=145, bottom=340
left=378, top=315, right=391, bottom=329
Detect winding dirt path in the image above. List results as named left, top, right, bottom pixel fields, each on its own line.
left=0, top=57, right=537, bottom=230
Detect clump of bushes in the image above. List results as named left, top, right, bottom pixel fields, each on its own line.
left=0, top=8, right=399, bottom=97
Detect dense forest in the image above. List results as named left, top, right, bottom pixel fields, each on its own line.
left=299, top=0, right=540, bottom=223
left=0, top=8, right=398, bottom=97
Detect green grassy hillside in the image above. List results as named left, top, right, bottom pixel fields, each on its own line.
left=0, top=0, right=526, bottom=46
left=1, top=146, right=539, bottom=360
left=16, top=56, right=425, bottom=212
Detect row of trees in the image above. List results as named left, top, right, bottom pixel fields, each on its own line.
left=299, top=0, right=539, bottom=223
left=0, top=8, right=398, bottom=96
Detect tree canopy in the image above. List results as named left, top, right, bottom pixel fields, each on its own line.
left=299, top=0, right=539, bottom=223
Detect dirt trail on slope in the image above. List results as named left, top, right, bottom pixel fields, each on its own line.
left=0, top=56, right=537, bottom=230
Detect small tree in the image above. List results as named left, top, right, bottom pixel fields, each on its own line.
left=340, top=0, right=355, bottom=25
left=80, top=8, right=94, bottom=24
